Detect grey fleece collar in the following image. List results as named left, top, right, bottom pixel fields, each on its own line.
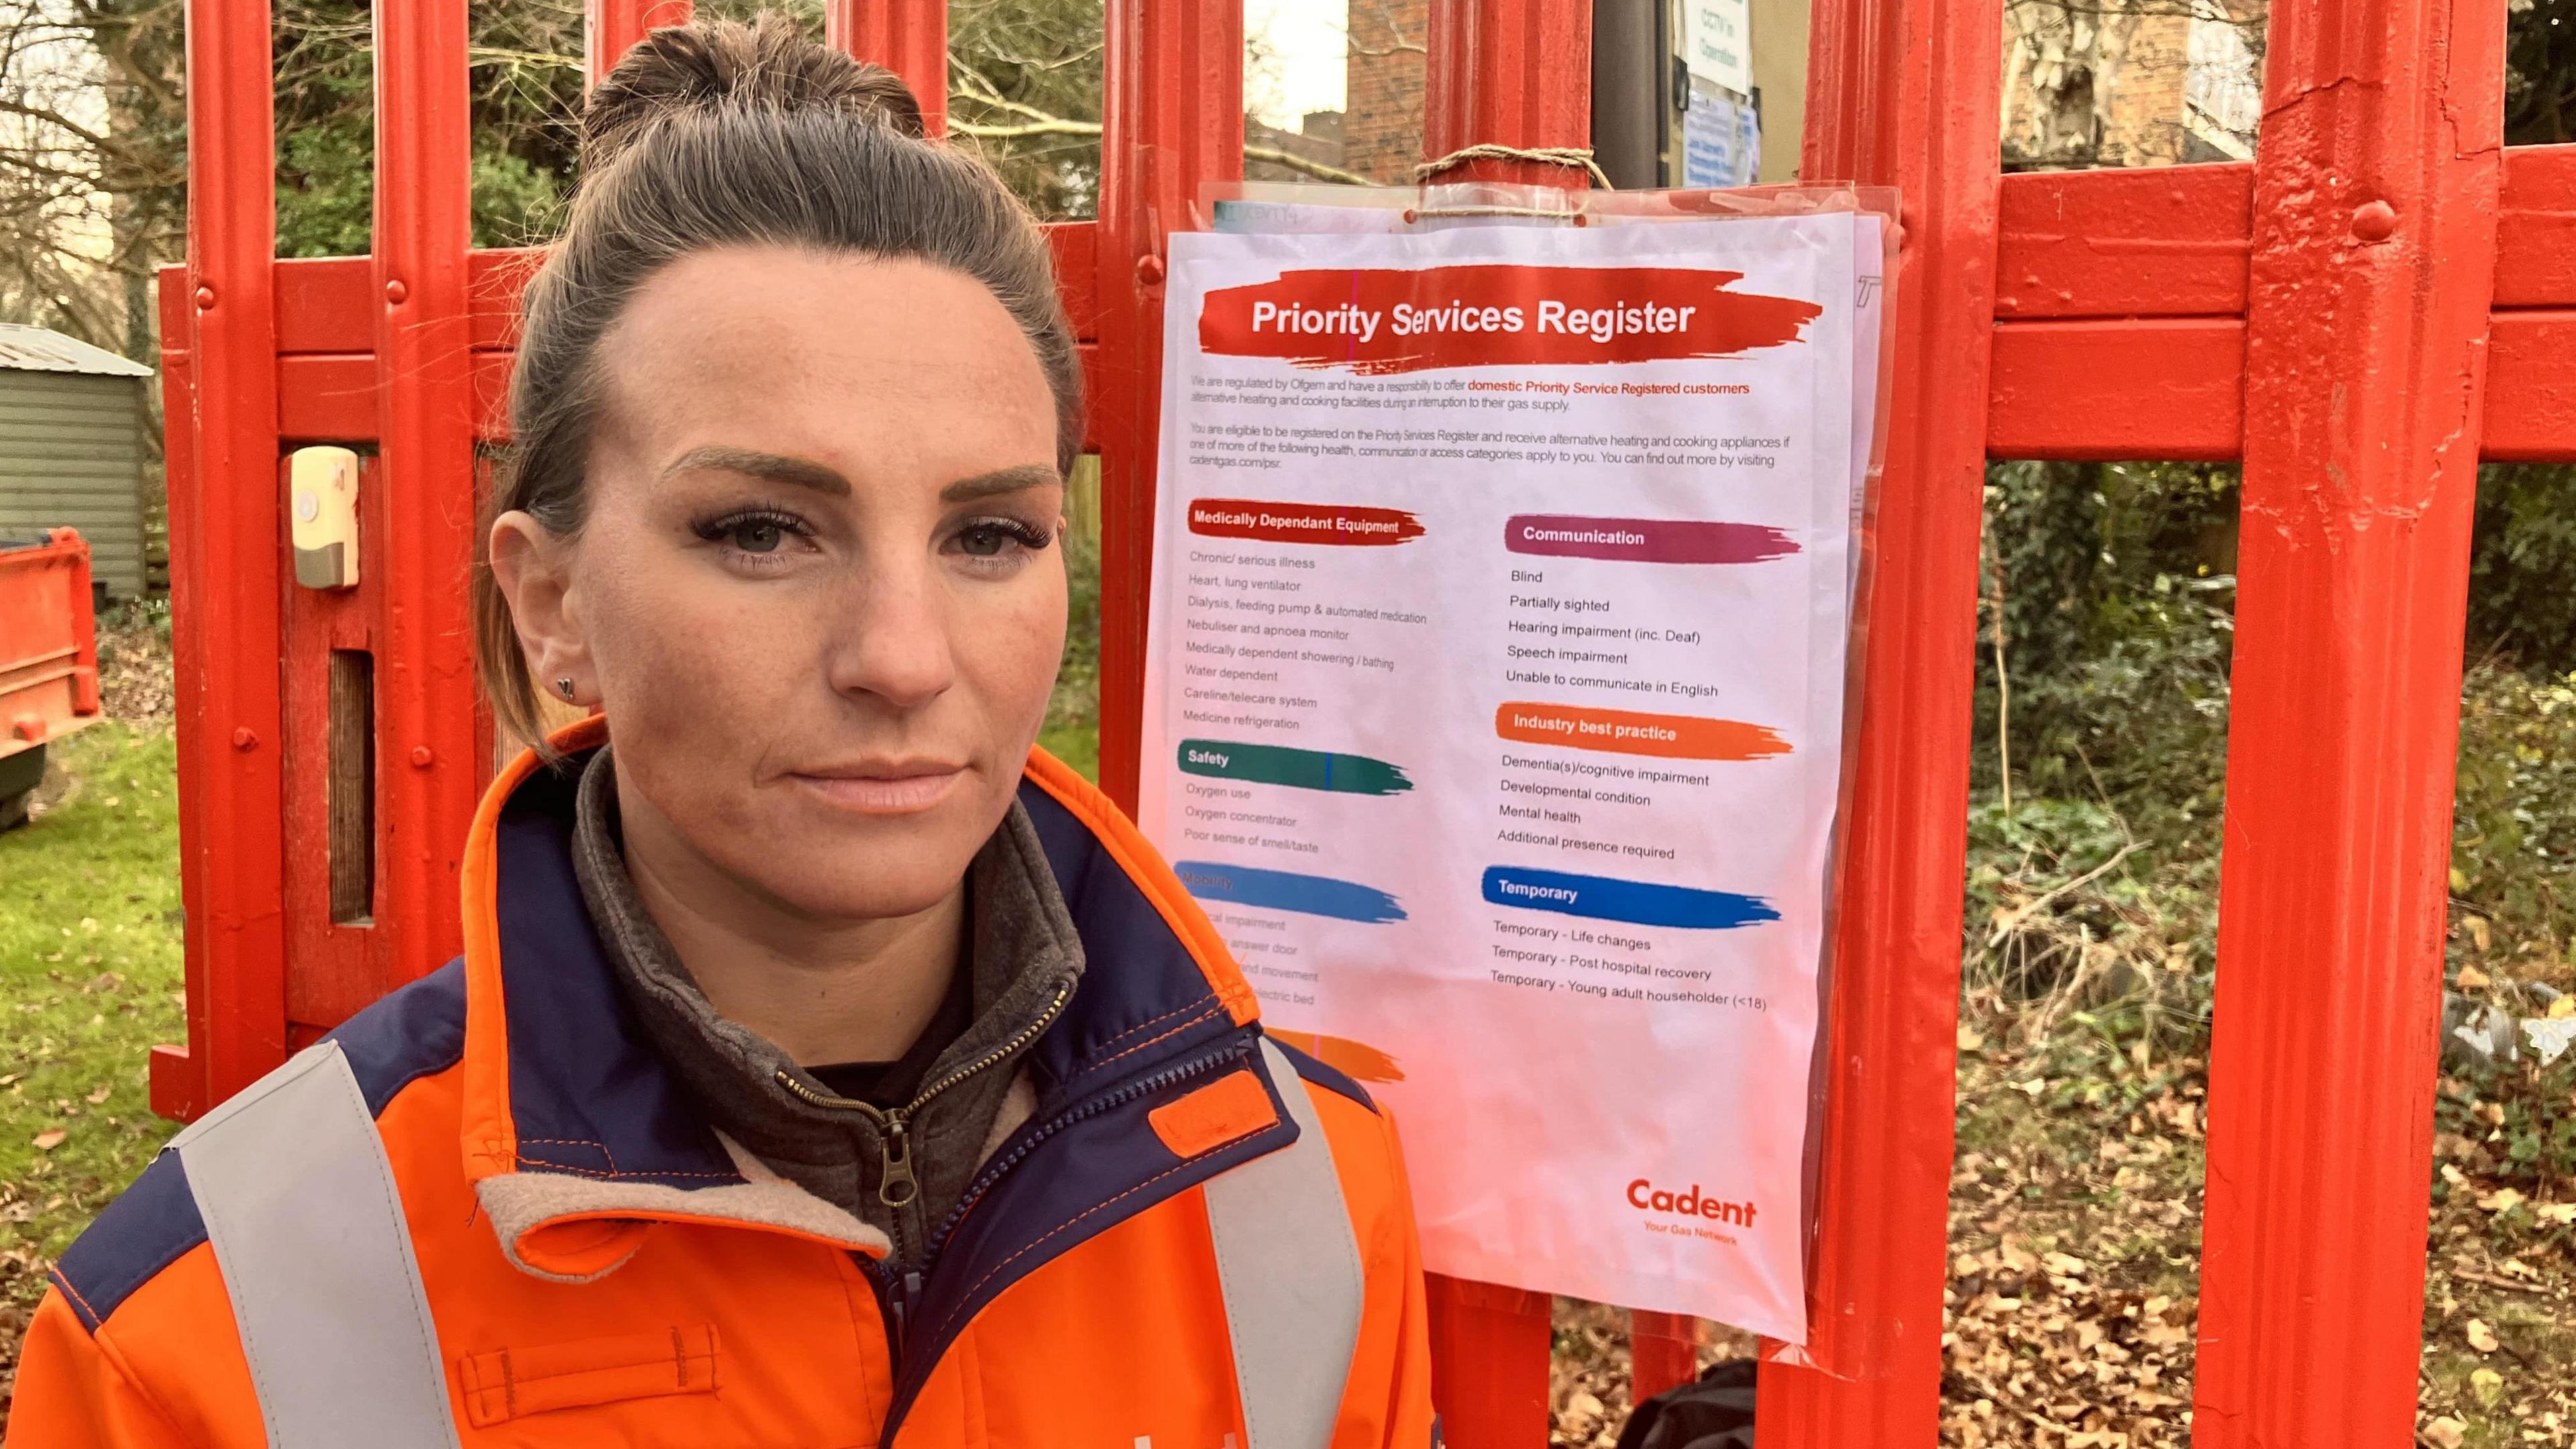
left=566, top=745, right=1085, bottom=1261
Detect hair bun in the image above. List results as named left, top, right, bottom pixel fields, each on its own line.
left=583, top=15, right=926, bottom=170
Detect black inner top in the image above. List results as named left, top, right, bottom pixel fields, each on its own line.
left=807, top=943, right=976, bottom=1110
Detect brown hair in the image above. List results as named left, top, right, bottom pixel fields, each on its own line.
left=473, top=15, right=1083, bottom=754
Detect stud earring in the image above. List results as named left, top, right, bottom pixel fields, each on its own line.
left=555, top=677, right=576, bottom=701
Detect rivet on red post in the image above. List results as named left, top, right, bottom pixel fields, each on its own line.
left=230, top=727, right=258, bottom=751
left=193, top=285, right=215, bottom=310
left=409, top=746, right=435, bottom=769
left=384, top=278, right=409, bottom=303
left=2350, top=200, right=2399, bottom=243
left=1135, top=252, right=1165, bottom=287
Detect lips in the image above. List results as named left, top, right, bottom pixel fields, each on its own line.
left=787, top=761, right=967, bottom=815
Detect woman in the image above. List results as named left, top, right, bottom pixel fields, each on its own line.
left=11, top=19, right=1432, bottom=1448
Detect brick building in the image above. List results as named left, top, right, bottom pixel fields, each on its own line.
left=1246, top=110, right=1350, bottom=183
left=1342, top=0, right=1429, bottom=183
left=2000, top=0, right=2261, bottom=170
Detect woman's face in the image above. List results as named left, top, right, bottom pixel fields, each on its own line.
left=495, top=246, right=1067, bottom=923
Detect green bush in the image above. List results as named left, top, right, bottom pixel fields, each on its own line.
left=1965, top=461, right=2576, bottom=1059
left=2450, top=665, right=2576, bottom=977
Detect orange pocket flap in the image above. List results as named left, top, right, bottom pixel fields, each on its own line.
left=1148, top=1069, right=1280, bottom=1159
left=460, top=1325, right=720, bottom=1428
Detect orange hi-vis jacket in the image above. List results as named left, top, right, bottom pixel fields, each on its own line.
left=9, top=728, right=1436, bottom=1448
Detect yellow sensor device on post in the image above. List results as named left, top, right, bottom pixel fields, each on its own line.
left=289, top=445, right=359, bottom=590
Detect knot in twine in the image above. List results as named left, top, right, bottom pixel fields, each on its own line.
left=1414, top=143, right=1615, bottom=191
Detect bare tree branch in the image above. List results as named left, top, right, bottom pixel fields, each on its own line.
left=1243, top=144, right=1371, bottom=187
left=950, top=116, right=1102, bottom=140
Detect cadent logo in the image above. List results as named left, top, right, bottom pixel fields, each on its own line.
left=1627, top=1178, right=1758, bottom=1227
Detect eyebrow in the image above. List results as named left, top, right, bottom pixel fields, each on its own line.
left=661, top=445, right=850, bottom=496
left=659, top=449, right=1059, bottom=503
left=940, top=463, right=1064, bottom=502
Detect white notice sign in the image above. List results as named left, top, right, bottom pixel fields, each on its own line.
left=1686, top=0, right=1755, bottom=97
left=1140, top=216, right=1870, bottom=1341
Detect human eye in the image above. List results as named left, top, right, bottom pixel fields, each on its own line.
left=945, top=515, right=1055, bottom=572
left=690, top=506, right=817, bottom=568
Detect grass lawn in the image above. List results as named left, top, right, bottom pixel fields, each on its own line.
left=1037, top=721, right=1099, bottom=782
left=0, top=722, right=185, bottom=1244
left=0, top=722, right=186, bottom=1392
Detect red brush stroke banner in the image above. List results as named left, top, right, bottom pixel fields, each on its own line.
left=1198, top=264, right=1822, bottom=375
left=1188, top=498, right=1426, bottom=546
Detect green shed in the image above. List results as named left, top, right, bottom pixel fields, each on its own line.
left=0, top=324, right=154, bottom=598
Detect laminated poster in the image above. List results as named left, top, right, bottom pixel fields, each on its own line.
left=1138, top=216, right=1874, bottom=1341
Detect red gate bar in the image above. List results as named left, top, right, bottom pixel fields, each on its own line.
left=586, top=0, right=693, bottom=91
left=145, top=277, right=194, bottom=1114
left=165, top=0, right=286, bottom=1117
left=1424, top=0, right=1596, bottom=186
left=825, top=0, right=950, bottom=137
left=1988, top=147, right=2576, bottom=460
left=366, top=0, right=481, bottom=1008
left=1630, top=1310, right=1701, bottom=1400
left=1093, top=0, right=1243, bottom=810
left=233, top=142, right=2576, bottom=466
left=1414, top=1, right=1603, bottom=1433
left=1425, top=1278, right=1556, bottom=1446
left=2192, top=0, right=2504, bottom=1439
left=1754, top=0, right=2002, bottom=1428
left=233, top=150, right=2576, bottom=462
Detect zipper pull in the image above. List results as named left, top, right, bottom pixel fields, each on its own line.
left=879, top=1115, right=919, bottom=1208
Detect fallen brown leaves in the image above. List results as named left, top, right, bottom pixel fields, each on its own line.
left=1940, top=1032, right=2206, bottom=1449
left=93, top=611, right=171, bottom=724
left=1941, top=1019, right=2575, bottom=1448
left=1943, top=1238, right=2193, bottom=1447
left=0, top=1188, right=46, bottom=1421
left=1548, top=1299, right=1761, bottom=1448
left=1538, top=1026, right=2224, bottom=1449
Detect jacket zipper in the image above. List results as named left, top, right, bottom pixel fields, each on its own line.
left=926, top=1036, right=1255, bottom=1260
left=773, top=977, right=1075, bottom=1261
left=871, top=1034, right=1262, bottom=1442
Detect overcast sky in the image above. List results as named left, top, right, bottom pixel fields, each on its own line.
left=1246, top=0, right=1348, bottom=131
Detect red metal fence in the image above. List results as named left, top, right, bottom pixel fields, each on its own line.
left=156, top=0, right=2526, bottom=1440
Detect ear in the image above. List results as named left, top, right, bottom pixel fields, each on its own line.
left=487, top=511, right=592, bottom=705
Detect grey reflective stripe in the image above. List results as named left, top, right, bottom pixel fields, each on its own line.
left=173, top=1041, right=460, bottom=1449
left=1204, top=1039, right=1367, bottom=1449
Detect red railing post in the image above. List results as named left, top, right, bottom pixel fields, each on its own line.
left=824, top=1, right=949, bottom=137
left=1413, top=0, right=1595, bottom=1439
left=374, top=0, right=480, bottom=991
left=1629, top=1310, right=1699, bottom=1401
left=2190, top=0, right=2505, bottom=1437
left=148, top=268, right=197, bottom=1120
left=1421, top=0, right=1592, bottom=188
left=587, top=0, right=693, bottom=91
left=1095, top=0, right=1242, bottom=812
left=1426, top=1277, right=1554, bottom=1448
left=176, top=0, right=286, bottom=1106
left=1754, top=0, right=2001, bottom=1433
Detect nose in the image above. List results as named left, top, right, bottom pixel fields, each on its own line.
left=820, top=553, right=956, bottom=711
